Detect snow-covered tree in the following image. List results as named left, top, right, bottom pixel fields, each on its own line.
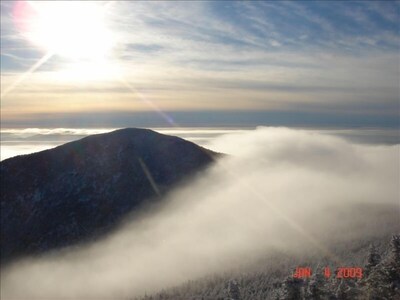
left=364, top=244, right=381, bottom=277
left=305, top=271, right=327, bottom=299
left=335, top=279, right=349, bottom=300
left=385, top=235, right=400, bottom=296
left=280, top=275, right=303, bottom=300
left=364, top=265, right=392, bottom=299
left=364, top=235, right=400, bottom=299
left=227, top=279, right=241, bottom=300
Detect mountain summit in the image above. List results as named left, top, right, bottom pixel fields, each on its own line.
left=1, top=128, right=217, bottom=263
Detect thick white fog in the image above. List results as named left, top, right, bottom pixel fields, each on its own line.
left=1, top=127, right=399, bottom=299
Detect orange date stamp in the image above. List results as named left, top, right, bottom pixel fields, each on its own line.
left=293, top=267, right=363, bottom=279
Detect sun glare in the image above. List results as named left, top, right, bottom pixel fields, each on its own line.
left=15, top=1, right=114, bottom=60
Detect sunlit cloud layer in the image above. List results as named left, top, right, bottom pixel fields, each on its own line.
left=1, top=1, right=399, bottom=126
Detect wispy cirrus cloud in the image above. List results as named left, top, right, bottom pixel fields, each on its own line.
left=1, top=1, right=399, bottom=127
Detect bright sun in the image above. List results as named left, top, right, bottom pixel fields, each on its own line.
left=15, top=1, right=114, bottom=60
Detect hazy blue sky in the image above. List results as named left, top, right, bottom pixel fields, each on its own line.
left=1, top=1, right=399, bottom=127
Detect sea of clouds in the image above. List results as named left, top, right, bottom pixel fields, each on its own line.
left=1, top=126, right=399, bottom=161
left=1, top=127, right=399, bottom=299
left=0, top=127, right=250, bottom=160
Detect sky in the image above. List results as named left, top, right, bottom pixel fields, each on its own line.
left=1, top=1, right=399, bottom=128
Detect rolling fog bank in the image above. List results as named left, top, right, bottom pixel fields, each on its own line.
left=1, top=127, right=399, bottom=299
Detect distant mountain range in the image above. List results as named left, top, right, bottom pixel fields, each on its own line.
left=1, top=128, right=218, bottom=263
